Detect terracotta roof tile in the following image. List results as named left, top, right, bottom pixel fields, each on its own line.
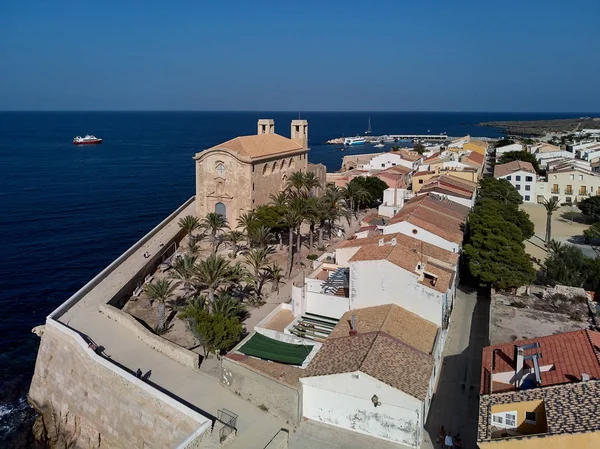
left=493, top=160, right=536, bottom=178
left=225, top=353, right=304, bottom=387
left=201, top=134, right=304, bottom=160
left=303, top=304, right=438, bottom=400
left=467, top=151, right=485, bottom=165
left=338, top=232, right=398, bottom=249
left=347, top=233, right=458, bottom=293
left=480, top=330, right=600, bottom=394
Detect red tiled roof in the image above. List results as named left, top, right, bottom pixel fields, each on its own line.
left=467, top=151, right=485, bottom=165
left=480, top=330, right=600, bottom=394
left=493, top=160, right=536, bottom=178
left=414, top=170, right=435, bottom=177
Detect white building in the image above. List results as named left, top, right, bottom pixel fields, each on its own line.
left=378, top=188, right=414, bottom=217
left=360, top=151, right=422, bottom=172
left=493, top=160, right=537, bottom=203
left=537, top=166, right=600, bottom=204
left=535, top=150, right=574, bottom=168
left=382, top=194, right=470, bottom=253
left=341, top=233, right=458, bottom=327
left=495, top=143, right=523, bottom=161
left=300, top=304, right=444, bottom=448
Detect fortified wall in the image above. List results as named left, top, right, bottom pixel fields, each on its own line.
left=28, top=197, right=213, bottom=448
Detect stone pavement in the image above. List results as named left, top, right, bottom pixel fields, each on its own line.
left=423, top=286, right=490, bottom=449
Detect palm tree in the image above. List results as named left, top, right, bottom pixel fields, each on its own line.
left=169, top=254, right=197, bottom=296
left=542, top=197, right=560, bottom=243
left=201, top=213, right=229, bottom=251
left=223, top=230, right=245, bottom=258
left=304, top=196, right=321, bottom=251
left=210, top=292, right=248, bottom=320
left=243, top=247, right=273, bottom=296
left=302, top=171, right=322, bottom=195
left=323, top=185, right=350, bottom=239
left=178, top=215, right=200, bottom=244
left=237, top=212, right=257, bottom=247
left=267, top=263, right=284, bottom=294
left=354, top=187, right=372, bottom=214
left=281, top=208, right=303, bottom=276
left=546, top=239, right=563, bottom=255
left=144, top=279, right=177, bottom=333
left=285, top=171, right=306, bottom=193
left=288, top=192, right=308, bottom=265
left=249, top=225, right=272, bottom=248
left=269, top=192, right=288, bottom=249
left=194, top=253, right=236, bottom=302
left=187, top=239, right=201, bottom=256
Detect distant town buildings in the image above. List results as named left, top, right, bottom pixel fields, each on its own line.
left=494, top=160, right=537, bottom=203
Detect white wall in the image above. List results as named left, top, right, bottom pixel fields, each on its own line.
left=305, top=291, right=350, bottom=319
left=421, top=192, right=473, bottom=208
left=378, top=188, right=413, bottom=217
left=301, top=372, right=423, bottom=448
left=497, top=169, right=536, bottom=203
left=365, top=153, right=407, bottom=170
left=335, top=246, right=362, bottom=267
left=383, top=221, right=460, bottom=253
left=350, top=260, right=446, bottom=326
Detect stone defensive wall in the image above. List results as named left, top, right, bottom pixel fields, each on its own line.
left=28, top=197, right=213, bottom=448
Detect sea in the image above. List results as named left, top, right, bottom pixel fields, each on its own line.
left=0, top=110, right=591, bottom=446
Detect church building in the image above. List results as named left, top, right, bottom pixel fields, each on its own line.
left=194, top=119, right=324, bottom=225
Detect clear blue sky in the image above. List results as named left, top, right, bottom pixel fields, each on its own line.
left=1, top=0, right=599, bottom=112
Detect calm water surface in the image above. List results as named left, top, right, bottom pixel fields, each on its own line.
left=0, top=111, right=589, bottom=445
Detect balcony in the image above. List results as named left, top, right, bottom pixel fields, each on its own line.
left=565, top=189, right=573, bottom=195
left=551, top=188, right=560, bottom=194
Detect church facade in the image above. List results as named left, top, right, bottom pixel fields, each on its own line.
left=194, top=119, right=323, bottom=226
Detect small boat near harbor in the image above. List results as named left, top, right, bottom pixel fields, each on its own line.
left=344, top=137, right=366, bottom=146
left=374, top=143, right=385, bottom=148
left=73, top=135, right=102, bottom=145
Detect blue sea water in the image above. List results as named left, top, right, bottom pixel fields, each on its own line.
left=0, top=110, right=591, bottom=445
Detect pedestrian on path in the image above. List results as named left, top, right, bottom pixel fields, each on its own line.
left=444, top=432, right=454, bottom=449
left=136, top=368, right=142, bottom=379
left=436, top=426, right=446, bottom=446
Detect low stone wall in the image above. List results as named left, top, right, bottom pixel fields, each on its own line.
left=221, top=357, right=301, bottom=425
left=29, top=321, right=211, bottom=449
left=99, top=304, right=200, bottom=369
left=263, top=429, right=289, bottom=449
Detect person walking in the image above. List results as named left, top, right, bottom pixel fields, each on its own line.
left=135, top=368, right=142, bottom=379
left=444, top=432, right=454, bottom=449
left=436, top=426, right=446, bottom=446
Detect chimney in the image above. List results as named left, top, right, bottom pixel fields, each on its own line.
left=258, top=119, right=275, bottom=135
left=514, top=345, right=524, bottom=387
left=291, top=119, right=309, bottom=149
left=391, top=237, right=397, bottom=246
left=349, top=313, right=357, bottom=336
left=378, top=238, right=384, bottom=246
left=582, top=372, right=590, bottom=382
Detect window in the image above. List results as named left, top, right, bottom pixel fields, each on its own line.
left=566, top=184, right=573, bottom=194
left=525, top=412, right=536, bottom=424
left=216, top=163, right=225, bottom=177
left=525, top=185, right=530, bottom=191
left=570, top=174, right=574, bottom=180
left=516, top=175, right=521, bottom=181
left=553, top=175, right=557, bottom=180
left=525, top=195, right=530, bottom=201
left=506, top=175, right=512, bottom=181
left=526, top=176, right=533, bottom=182
left=381, top=163, right=385, bottom=168
left=215, top=202, right=226, bottom=219
left=419, top=179, right=424, bottom=184
left=566, top=197, right=572, bottom=203
left=516, top=184, right=521, bottom=190
left=579, top=175, right=584, bottom=181
left=492, top=411, right=517, bottom=429
left=252, top=183, right=254, bottom=191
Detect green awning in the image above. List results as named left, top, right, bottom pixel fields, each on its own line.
left=238, top=332, right=313, bottom=365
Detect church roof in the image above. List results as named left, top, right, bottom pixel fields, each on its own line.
left=201, top=134, right=304, bottom=160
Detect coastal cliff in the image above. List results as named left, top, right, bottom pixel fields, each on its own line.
left=28, top=323, right=205, bottom=448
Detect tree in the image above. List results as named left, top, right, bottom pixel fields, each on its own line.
left=169, top=254, right=197, bottom=296
left=579, top=196, right=600, bottom=222
left=223, top=230, right=245, bottom=258
left=345, top=176, right=388, bottom=209
left=498, top=151, right=540, bottom=173
left=178, top=215, right=200, bottom=244
left=543, top=245, right=590, bottom=288
left=194, top=253, right=237, bottom=302
left=267, top=263, right=284, bottom=294
left=210, top=292, right=248, bottom=320
left=197, top=312, right=243, bottom=357
left=257, top=203, right=286, bottom=249
left=322, top=184, right=350, bottom=241
left=201, top=212, right=229, bottom=251
left=302, top=171, right=322, bottom=195
left=478, top=178, right=523, bottom=206
left=476, top=199, right=534, bottom=240
left=281, top=207, right=302, bottom=275
left=584, top=222, right=600, bottom=243
left=542, top=197, right=560, bottom=243
left=144, top=279, right=177, bottom=333
left=494, top=139, right=515, bottom=148
left=243, top=247, right=273, bottom=296
left=237, top=211, right=258, bottom=247
left=249, top=225, right=273, bottom=249
left=284, top=171, right=306, bottom=193
left=413, top=143, right=426, bottom=154
left=304, top=196, right=321, bottom=251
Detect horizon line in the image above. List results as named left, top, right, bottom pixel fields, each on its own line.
left=1, top=110, right=599, bottom=115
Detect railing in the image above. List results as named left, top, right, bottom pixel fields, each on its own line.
left=565, top=189, right=573, bottom=195
left=217, top=408, right=238, bottom=443
left=551, top=188, right=560, bottom=194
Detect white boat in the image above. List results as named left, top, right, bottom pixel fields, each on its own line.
left=365, top=117, right=372, bottom=135
left=344, top=137, right=366, bottom=146
left=73, top=135, right=102, bottom=145
left=374, top=143, right=385, bottom=148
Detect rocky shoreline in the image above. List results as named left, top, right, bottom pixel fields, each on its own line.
left=479, top=117, right=600, bottom=136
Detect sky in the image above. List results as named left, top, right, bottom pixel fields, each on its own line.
left=1, top=0, right=599, bottom=112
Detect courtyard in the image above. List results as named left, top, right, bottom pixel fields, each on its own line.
left=520, top=202, right=598, bottom=264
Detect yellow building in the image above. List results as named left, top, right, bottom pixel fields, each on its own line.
left=463, top=139, right=489, bottom=156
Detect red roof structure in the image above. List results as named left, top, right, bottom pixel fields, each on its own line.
left=480, top=329, right=600, bottom=394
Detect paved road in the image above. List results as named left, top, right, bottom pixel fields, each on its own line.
left=423, top=286, right=490, bottom=448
